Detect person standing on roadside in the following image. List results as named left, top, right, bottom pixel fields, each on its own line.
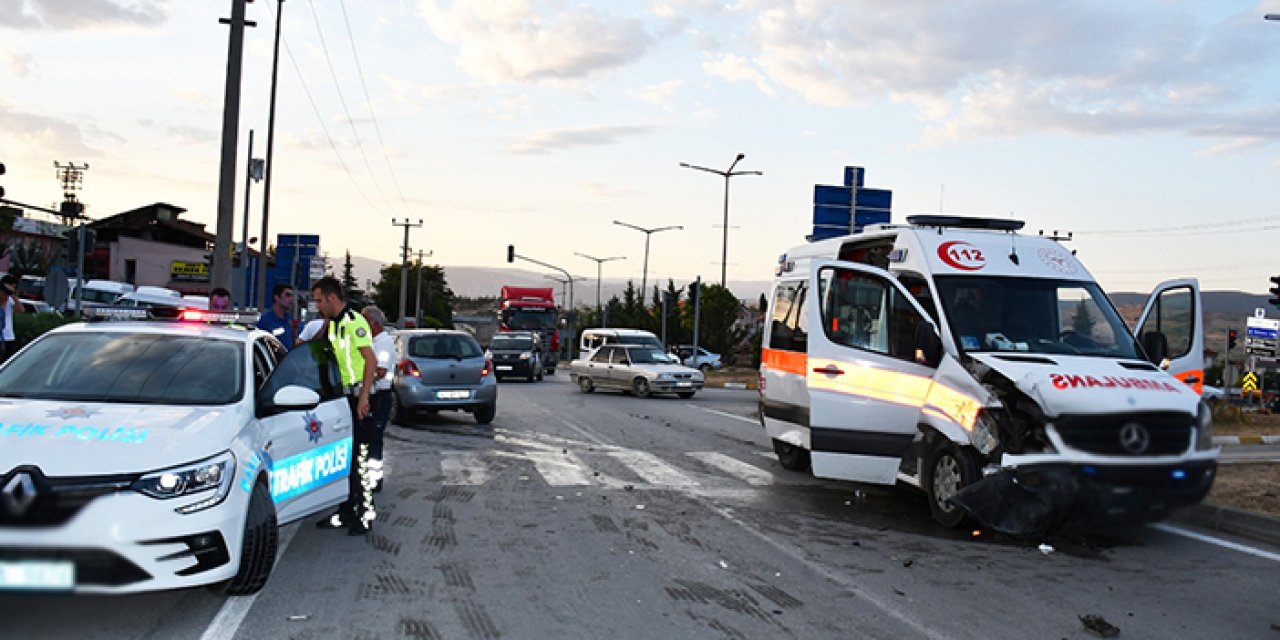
left=0, top=275, right=24, bottom=360
left=310, top=276, right=377, bottom=535
left=209, top=287, right=232, bottom=311
left=256, top=283, right=297, bottom=348
left=361, top=306, right=394, bottom=493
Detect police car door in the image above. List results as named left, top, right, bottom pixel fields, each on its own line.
left=255, top=340, right=353, bottom=524
left=1134, top=278, right=1205, bottom=395
left=808, top=261, right=937, bottom=484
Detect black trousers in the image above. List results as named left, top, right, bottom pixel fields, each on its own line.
left=338, top=394, right=378, bottom=527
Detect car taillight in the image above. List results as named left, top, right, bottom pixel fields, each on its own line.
left=481, top=358, right=493, bottom=377
left=399, top=359, right=420, bottom=378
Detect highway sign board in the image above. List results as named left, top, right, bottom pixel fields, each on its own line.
left=1242, top=371, right=1259, bottom=393
left=1246, top=316, right=1279, bottom=355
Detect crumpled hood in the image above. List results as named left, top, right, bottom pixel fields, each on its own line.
left=967, top=353, right=1199, bottom=417
left=0, top=400, right=239, bottom=476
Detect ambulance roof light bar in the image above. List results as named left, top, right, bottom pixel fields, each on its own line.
left=905, top=215, right=1025, bottom=232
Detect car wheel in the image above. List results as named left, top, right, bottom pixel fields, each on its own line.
left=633, top=377, right=651, bottom=398
left=772, top=438, right=811, bottom=472
left=578, top=377, right=594, bottom=393
left=474, top=402, right=496, bottom=425
left=526, top=366, right=536, bottom=383
left=219, top=481, right=278, bottom=595
left=546, top=367, right=556, bottom=376
left=921, top=439, right=981, bottom=529
left=390, top=391, right=410, bottom=426
left=699, top=364, right=712, bottom=373
left=677, top=391, right=695, bottom=399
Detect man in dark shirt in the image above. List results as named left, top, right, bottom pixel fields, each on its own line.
left=256, top=283, right=297, bottom=347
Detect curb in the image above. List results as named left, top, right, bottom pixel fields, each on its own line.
left=1213, top=435, right=1280, bottom=446
left=1169, top=503, right=1280, bottom=548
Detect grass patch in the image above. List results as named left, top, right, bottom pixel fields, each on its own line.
left=1207, top=464, right=1280, bottom=518
left=705, top=367, right=759, bottom=387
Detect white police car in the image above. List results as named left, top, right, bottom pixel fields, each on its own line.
left=0, top=309, right=351, bottom=595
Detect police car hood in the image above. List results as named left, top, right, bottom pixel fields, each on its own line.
left=967, top=353, right=1199, bottom=417
left=0, top=400, right=235, bottom=476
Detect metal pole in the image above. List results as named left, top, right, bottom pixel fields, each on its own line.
left=692, top=276, right=701, bottom=357
left=212, top=0, right=253, bottom=292
left=392, top=219, right=422, bottom=328
left=720, top=174, right=729, bottom=288
left=74, top=224, right=85, bottom=316
left=257, top=0, right=284, bottom=309
left=289, top=237, right=301, bottom=322
left=413, top=250, right=425, bottom=326
left=642, top=232, right=651, bottom=297
left=661, top=292, right=669, bottom=348
left=240, top=128, right=253, bottom=306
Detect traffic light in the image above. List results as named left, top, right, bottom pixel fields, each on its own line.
left=1269, top=275, right=1280, bottom=308
left=1229, top=329, right=1238, bottom=351
left=0, top=162, right=5, bottom=199
left=507, top=245, right=515, bottom=263
left=689, top=280, right=700, bottom=307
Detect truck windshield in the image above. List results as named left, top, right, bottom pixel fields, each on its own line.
left=501, top=309, right=556, bottom=330
left=935, top=276, right=1140, bottom=359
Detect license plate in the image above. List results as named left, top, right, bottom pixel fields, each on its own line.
left=496, top=365, right=513, bottom=371
left=0, top=560, right=74, bottom=590
left=677, top=381, right=692, bottom=387
left=437, top=390, right=470, bottom=400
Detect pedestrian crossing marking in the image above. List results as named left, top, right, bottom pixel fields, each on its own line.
left=606, top=451, right=701, bottom=486
left=686, top=452, right=775, bottom=485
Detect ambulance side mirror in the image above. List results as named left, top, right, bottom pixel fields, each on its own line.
left=914, top=322, right=943, bottom=368
left=1140, top=331, right=1167, bottom=366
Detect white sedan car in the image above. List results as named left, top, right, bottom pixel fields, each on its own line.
left=569, top=344, right=704, bottom=398
left=0, top=310, right=351, bottom=594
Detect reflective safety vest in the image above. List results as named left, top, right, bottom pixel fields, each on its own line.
left=328, top=307, right=373, bottom=386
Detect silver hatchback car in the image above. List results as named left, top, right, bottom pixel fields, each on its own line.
left=392, top=329, right=497, bottom=424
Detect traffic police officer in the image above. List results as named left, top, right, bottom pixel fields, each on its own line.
left=311, top=276, right=378, bottom=535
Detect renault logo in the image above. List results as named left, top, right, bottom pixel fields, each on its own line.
left=2, top=472, right=37, bottom=517
left=1119, top=423, right=1151, bottom=455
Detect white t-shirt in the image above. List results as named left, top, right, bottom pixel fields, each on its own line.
left=298, top=319, right=326, bottom=342
left=372, top=330, right=395, bottom=392
left=3, top=298, right=14, bottom=342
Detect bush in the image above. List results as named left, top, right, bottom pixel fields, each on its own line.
left=13, top=312, right=77, bottom=351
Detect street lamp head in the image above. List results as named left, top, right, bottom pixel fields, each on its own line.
left=1267, top=13, right=1280, bottom=20
left=735, top=153, right=745, bottom=161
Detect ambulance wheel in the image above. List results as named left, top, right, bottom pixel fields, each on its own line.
left=922, top=441, right=980, bottom=528
left=579, top=377, right=595, bottom=393
left=633, top=378, right=651, bottom=398
left=220, top=481, right=278, bottom=595
left=773, top=439, right=811, bottom=472
left=474, top=402, right=496, bottom=425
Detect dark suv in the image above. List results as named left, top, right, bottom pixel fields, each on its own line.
left=488, top=331, right=543, bottom=382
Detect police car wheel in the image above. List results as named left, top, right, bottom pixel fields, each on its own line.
left=579, top=377, right=595, bottom=393
left=923, top=441, right=980, bottom=529
left=633, top=378, right=651, bottom=398
left=474, top=402, right=496, bottom=425
left=220, top=481, right=279, bottom=595
left=773, top=439, right=811, bottom=471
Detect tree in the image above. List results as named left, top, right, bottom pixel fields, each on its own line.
left=679, top=283, right=746, bottom=357
left=373, top=260, right=454, bottom=327
left=341, top=251, right=358, bottom=298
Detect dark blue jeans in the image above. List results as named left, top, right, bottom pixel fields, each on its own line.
left=370, top=389, right=391, bottom=460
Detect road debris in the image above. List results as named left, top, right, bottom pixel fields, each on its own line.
left=718, top=560, right=729, bottom=569
left=902, top=559, right=914, bottom=568
left=1079, top=614, right=1120, bottom=638
left=1038, top=543, right=1055, bottom=555
left=892, top=588, right=905, bottom=596
left=287, top=615, right=310, bottom=622
left=624, top=484, right=635, bottom=492
left=635, top=504, right=646, bottom=510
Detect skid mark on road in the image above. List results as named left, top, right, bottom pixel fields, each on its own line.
left=455, top=599, right=501, bottom=639
left=399, top=617, right=443, bottom=640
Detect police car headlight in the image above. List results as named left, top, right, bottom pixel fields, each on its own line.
left=518, top=352, right=530, bottom=360
left=1195, top=401, right=1215, bottom=451
left=970, top=411, right=1001, bottom=455
left=133, top=451, right=236, bottom=514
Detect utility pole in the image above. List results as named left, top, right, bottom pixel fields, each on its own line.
left=392, top=218, right=422, bottom=328
left=53, top=161, right=89, bottom=225
left=213, top=0, right=256, bottom=293
left=239, top=130, right=264, bottom=306
left=257, top=0, right=285, bottom=309
left=414, top=248, right=432, bottom=326
left=575, top=252, right=625, bottom=326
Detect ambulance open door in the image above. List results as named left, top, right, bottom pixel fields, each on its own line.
left=1134, top=278, right=1204, bottom=395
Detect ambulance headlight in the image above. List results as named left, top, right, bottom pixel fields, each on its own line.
left=133, top=451, right=236, bottom=514
left=1195, top=401, right=1215, bottom=451
left=970, top=411, right=1001, bottom=455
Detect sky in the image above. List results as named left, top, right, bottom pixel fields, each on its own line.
left=2, top=0, right=1280, bottom=296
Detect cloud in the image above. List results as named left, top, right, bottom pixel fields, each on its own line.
left=0, top=0, right=167, bottom=30
left=702, top=53, right=773, bottom=96
left=629, top=79, right=683, bottom=110
left=507, top=124, right=655, bottom=155
left=418, top=0, right=654, bottom=83
left=0, top=100, right=104, bottom=158
left=0, top=48, right=32, bottom=76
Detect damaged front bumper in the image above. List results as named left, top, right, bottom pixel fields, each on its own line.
left=951, top=459, right=1217, bottom=537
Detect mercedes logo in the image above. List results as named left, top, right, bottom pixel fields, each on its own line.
left=1119, top=422, right=1151, bottom=455
left=1, top=472, right=37, bottom=517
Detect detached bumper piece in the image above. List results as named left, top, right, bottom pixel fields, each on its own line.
left=951, top=461, right=1217, bottom=538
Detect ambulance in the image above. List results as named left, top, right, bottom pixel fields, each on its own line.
left=760, top=215, right=1217, bottom=534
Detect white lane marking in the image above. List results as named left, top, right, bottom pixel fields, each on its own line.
left=199, top=523, right=301, bottom=640
left=692, top=405, right=760, bottom=426
left=441, top=452, right=488, bottom=485
left=686, top=452, right=774, bottom=485
left=609, top=451, right=700, bottom=487
left=755, top=451, right=775, bottom=460
left=1150, top=523, right=1280, bottom=563
left=527, top=451, right=594, bottom=486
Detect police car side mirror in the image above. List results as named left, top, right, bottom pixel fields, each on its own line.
left=1140, top=331, right=1167, bottom=366
left=272, top=385, right=321, bottom=410
left=914, top=322, right=943, bottom=368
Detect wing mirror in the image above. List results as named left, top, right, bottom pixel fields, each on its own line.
left=272, top=385, right=321, bottom=410
left=1141, top=331, right=1168, bottom=367
left=915, top=322, right=943, bottom=368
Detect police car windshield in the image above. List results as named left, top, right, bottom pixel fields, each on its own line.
left=491, top=335, right=533, bottom=350
left=0, top=332, right=244, bottom=404
left=935, top=276, right=1140, bottom=359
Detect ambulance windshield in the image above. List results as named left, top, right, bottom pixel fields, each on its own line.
left=935, top=276, right=1140, bottom=359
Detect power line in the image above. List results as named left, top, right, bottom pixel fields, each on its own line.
left=338, top=0, right=413, bottom=216
left=305, top=0, right=400, bottom=216
left=1074, top=214, right=1280, bottom=236
left=264, top=0, right=387, bottom=217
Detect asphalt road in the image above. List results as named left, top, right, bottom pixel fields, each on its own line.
left=5, top=376, right=1279, bottom=639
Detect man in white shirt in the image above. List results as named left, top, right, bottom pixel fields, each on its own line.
left=361, top=306, right=395, bottom=493
left=1, top=275, right=25, bottom=360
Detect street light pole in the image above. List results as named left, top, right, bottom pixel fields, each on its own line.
left=575, top=252, right=625, bottom=326
left=613, top=220, right=681, bottom=300
left=679, top=153, right=762, bottom=288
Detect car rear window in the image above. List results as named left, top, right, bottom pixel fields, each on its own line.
left=409, top=334, right=483, bottom=359
left=0, top=332, right=244, bottom=405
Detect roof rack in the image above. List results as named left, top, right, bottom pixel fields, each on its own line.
left=905, top=215, right=1025, bottom=231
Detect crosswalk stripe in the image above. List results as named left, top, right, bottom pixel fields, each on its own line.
left=686, top=452, right=775, bottom=485
left=608, top=451, right=700, bottom=486
left=441, top=452, right=488, bottom=485
left=526, top=451, right=594, bottom=486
